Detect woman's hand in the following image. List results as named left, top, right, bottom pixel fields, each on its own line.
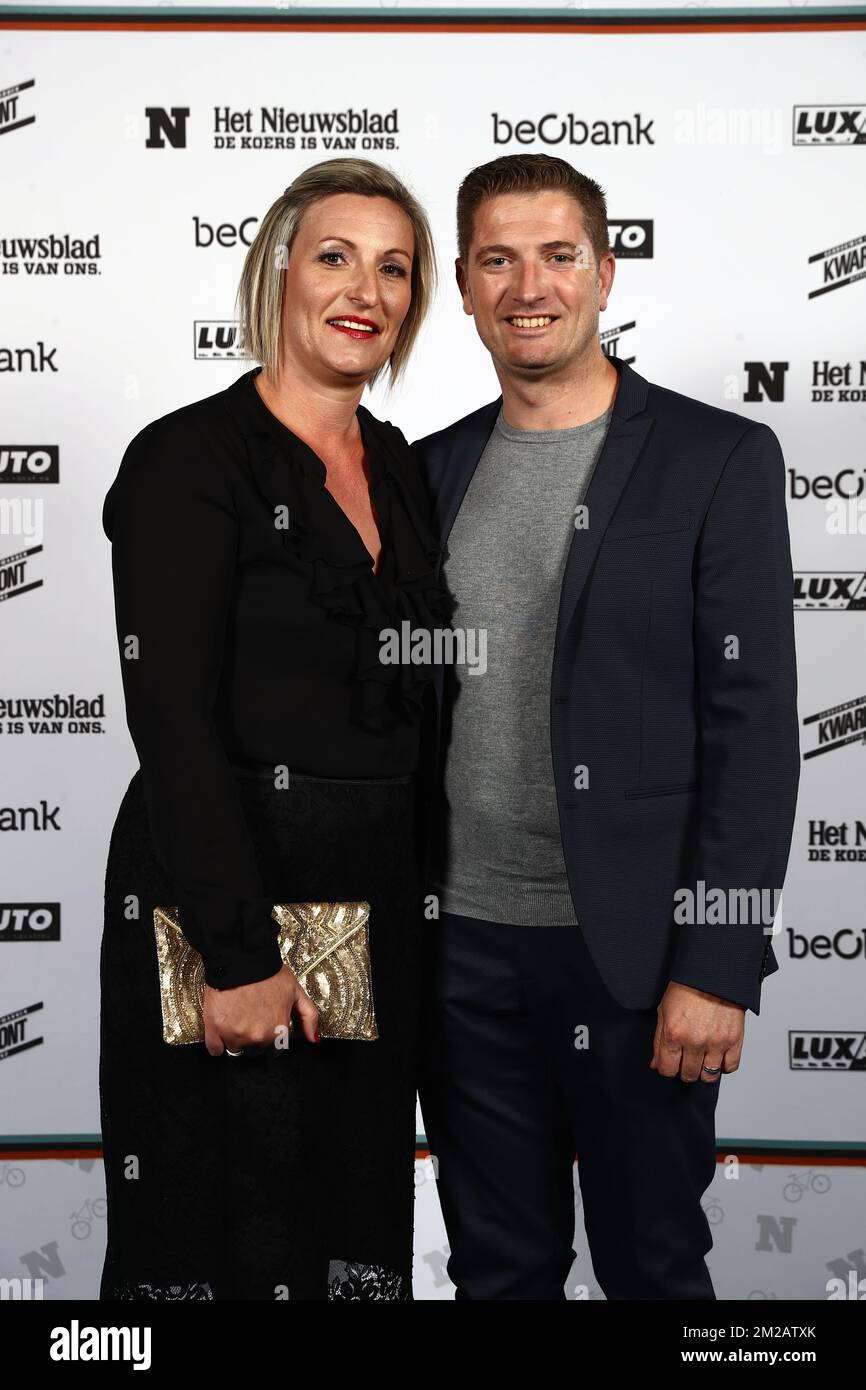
left=203, top=963, right=320, bottom=1056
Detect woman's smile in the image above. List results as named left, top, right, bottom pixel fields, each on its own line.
left=327, top=315, right=382, bottom=340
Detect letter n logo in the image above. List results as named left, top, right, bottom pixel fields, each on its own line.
left=743, top=360, right=788, bottom=403
left=145, top=107, right=190, bottom=149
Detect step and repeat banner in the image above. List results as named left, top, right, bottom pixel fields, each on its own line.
left=0, top=4, right=864, bottom=1298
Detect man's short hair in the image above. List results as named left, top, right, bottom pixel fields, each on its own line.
left=456, top=153, right=610, bottom=269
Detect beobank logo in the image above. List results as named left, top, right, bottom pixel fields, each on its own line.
left=492, top=111, right=655, bottom=146
left=789, top=466, right=866, bottom=500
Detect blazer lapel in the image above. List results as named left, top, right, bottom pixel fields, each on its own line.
left=553, top=356, right=653, bottom=646
left=438, top=398, right=501, bottom=547
left=436, top=355, right=654, bottom=640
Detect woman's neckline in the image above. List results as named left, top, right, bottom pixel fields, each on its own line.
left=245, top=367, right=386, bottom=577
left=249, top=367, right=375, bottom=476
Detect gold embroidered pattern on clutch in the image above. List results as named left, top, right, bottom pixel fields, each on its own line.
left=153, top=902, right=376, bottom=1044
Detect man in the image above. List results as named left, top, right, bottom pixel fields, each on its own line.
left=412, top=153, right=800, bottom=1300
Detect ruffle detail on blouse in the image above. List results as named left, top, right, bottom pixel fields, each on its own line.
left=237, top=379, right=454, bottom=733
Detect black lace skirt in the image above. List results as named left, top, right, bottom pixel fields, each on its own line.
left=99, top=765, right=424, bottom=1301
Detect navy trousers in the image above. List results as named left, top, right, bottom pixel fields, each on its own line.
left=418, top=911, right=721, bottom=1300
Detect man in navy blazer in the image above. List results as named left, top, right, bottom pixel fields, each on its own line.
left=411, top=153, right=800, bottom=1300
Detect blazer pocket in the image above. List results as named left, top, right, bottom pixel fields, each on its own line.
left=603, top=508, right=693, bottom=542
left=624, top=781, right=698, bottom=799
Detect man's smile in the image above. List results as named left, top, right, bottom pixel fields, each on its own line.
left=504, top=314, right=559, bottom=332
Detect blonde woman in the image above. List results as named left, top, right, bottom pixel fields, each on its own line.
left=99, top=159, right=449, bottom=1300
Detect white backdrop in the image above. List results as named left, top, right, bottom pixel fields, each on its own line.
left=1, top=6, right=864, bottom=1298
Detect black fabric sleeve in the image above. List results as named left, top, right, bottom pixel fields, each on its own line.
left=669, top=422, right=800, bottom=1014
left=104, top=418, right=284, bottom=990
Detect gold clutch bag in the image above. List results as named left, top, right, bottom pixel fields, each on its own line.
left=152, top=902, right=377, bottom=1045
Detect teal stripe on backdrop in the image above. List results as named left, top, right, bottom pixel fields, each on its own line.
left=1, top=1134, right=865, bottom=1156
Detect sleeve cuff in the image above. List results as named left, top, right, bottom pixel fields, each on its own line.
left=669, top=927, right=778, bottom=1016
left=177, top=892, right=285, bottom=990
left=203, top=935, right=285, bottom=990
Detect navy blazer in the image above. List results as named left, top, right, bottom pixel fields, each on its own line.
left=411, top=354, right=800, bottom=1015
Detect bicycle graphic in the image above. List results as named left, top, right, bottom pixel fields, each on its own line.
left=70, top=1197, right=107, bottom=1239
left=782, top=1169, right=831, bottom=1202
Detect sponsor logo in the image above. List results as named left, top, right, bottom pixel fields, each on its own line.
left=739, top=359, right=866, bottom=403
left=743, top=360, right=788, bottom=402
left=145, top=105, right=189, bottom=148
left=0, top=1002, right=43, bottom=1061
left=600, top=320, right=635, bottom=364
left=0, top=904, right=60, bottom=941
left=0, top=801, right=61, bottom=831
left=492, top=112, right=654, bottom=146
left=194, top=320, right=244, bottom=359
left=0, top=342, right=58, bottom=372
left=807, top=819, right=866, bottom=861
left=788, top=1031, right=866, bottom=1070
left=788, top=928, right=866, bottom=962
left=151, top=105, right=401, bottom=152
left=788, top=467, right=866, bottom=502
left=608, top=220, right=653, bottom=258
left=0, top=447, right=59, bottom=484
left=811, top=359, right=866, bottom=402
left=0, top=542, right=43, bottom=603
left=793, top=104, right=866, bottom=145
left=802, top=694, right=866, bottom=759
left=193, top=215, right=258, bottom=249
left=0, top=78, right=35, bottom=137
left=808, top=233, right=866, bottom=299
left=794, top=574, right=866, bottom=610
left=0, top=234, right=101, bottom=277
left=0, top=692, right=105, bottom=734
left=222, top=106, right=399, bottom=151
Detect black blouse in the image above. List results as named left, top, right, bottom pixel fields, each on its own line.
left=103, top=367, right=450, bottom=989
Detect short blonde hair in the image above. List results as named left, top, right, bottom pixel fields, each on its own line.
left=235, top=158, right=436, bottom=389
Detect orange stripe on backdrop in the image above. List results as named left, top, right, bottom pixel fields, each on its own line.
left=411, top=1146, right=865, bottom=1165
left=2, top=1149, right=103, bottom=1161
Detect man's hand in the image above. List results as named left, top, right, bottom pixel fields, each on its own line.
left=650, top=982, right=745, bottom=1082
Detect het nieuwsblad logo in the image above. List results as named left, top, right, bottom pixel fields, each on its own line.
left=145, top=105, right=400, bottom=152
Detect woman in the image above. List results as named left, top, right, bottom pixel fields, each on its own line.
left=99, top=158, right=449, bottom=1300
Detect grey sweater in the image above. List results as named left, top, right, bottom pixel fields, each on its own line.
left=429, top=402, right=613, bottom=924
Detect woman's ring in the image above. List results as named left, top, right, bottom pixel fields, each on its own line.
left=224, top=1047, right=244, bottom=1058
left=702, top=1064, right=721, bottom=1075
